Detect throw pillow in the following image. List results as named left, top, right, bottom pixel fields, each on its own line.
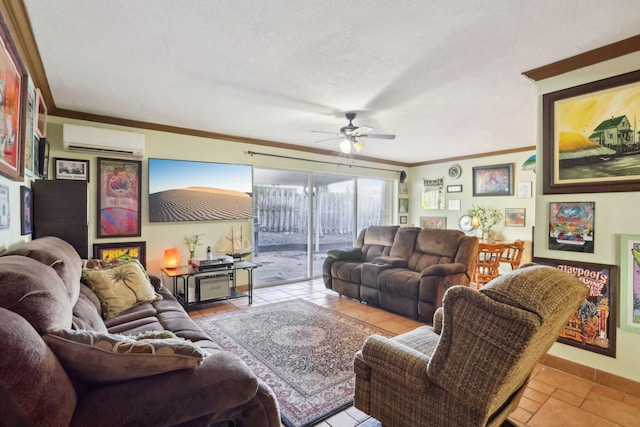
left=44, top=328, right=208, bottom=383
left=81, top=259, right=161, bottom=320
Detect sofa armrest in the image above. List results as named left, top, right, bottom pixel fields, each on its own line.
left=148, top=274, right=162, bottom=292
left=72, top=350, right=272, bottom=427
left=359, top=334, right=431, bottom=392
left=373, top=256, right=408, bottom=268
left=327, top=247, right=362, bottom=260
left=433, top=307, right=444, bottom=334
left=420, top=262, right=467, bottom=278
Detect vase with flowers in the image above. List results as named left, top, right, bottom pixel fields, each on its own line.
left=183, top=233, right=204, bottom=261
left=467, top=205, right=503, bottom=241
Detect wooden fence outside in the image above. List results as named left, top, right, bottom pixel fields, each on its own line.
left=254, top=185, right=384, bottom=236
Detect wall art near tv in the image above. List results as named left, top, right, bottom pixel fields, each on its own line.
left=148, top=158, right=253, bottom=222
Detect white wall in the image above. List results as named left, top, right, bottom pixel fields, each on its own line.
left=408, top=150, right=537, bottom=267
left=535, top=51, right=640, bottom=382
left=43, top=116, right=400, bottom=283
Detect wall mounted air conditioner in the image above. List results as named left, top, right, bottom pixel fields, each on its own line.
left=63, top=124, right=145, bottom=158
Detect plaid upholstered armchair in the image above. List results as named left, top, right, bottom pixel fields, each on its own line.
left=354, top=265, right=589, bottom=427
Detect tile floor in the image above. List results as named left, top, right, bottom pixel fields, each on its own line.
left=189, top=279, right=640, bottom=427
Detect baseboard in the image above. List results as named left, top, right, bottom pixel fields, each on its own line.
left=541, top=354, right=640, bottom=398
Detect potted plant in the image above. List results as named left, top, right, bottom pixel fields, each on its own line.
left=183, top=233, right=204, bottom=260
left=467, top=205, right=503, bottom=240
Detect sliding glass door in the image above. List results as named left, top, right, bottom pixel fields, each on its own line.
left=253, top=168, right=393, bottom=287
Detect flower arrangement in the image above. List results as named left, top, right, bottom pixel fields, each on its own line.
left=183, top=233, right=205, bottom=259
left=466, top=205, right=503, bottom=239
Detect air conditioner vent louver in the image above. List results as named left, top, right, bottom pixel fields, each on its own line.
left=63, top=124, right=145, bottom=158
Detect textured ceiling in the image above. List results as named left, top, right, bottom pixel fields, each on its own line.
left=22, top=0, right=640, bottom=164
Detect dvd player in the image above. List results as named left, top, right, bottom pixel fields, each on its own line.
left=190, top=256, right=234, bottom=271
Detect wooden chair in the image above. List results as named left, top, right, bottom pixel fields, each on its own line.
left=500, top=240, right=525, bottom=270
left=473, top=243, right=504, bottom=287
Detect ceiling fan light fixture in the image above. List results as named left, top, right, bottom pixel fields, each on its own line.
left=339, top=139, right=352, bottom=154
left=353, top=139, right=364, bottom=152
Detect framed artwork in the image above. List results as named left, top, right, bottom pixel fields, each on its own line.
left=399, top=215, right=407, bottom=224
left=0, top=184, right=8, bottom=229
left=504, top=208, right=525, bottom=227
left=472, top=164, right=513, bottom=196
left=517, top=181, right=532, bottom=198
left=55, top=158, right=90, bottom=181
left=20, top=186, right=32, bottom=235
left=447, top=185, right=462, bottom=193
left=97, top=157, right=142, bottom=238
left=0, top=15, right=26, bottom=181
left=398, top=198, right=409, bottom=213
left=24, top=77, right=36, bottom=177
left=448, top=199, right=461, bottom=211
left=420, top=216, right=446, bottom=229
left=620, top=234, right=640, bottom=333
left=34, top=88, right=47, bottom=138
left=548, top=201, right=594, bottom=253
left=421, top=177, right=444, bottom=209
left=399, top=181, right=408, bottom=194
left=533, top=257, right=617, bottom=358
left=542, top=69, right=640, bottom=194
left=36, top=137, right=49, bottom=179
left=93, top=241, right=147, bottom=268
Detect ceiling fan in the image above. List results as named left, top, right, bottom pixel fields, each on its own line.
left=312, top=112, right=396, bottom=154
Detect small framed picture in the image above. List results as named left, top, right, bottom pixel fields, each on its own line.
left=448, top=199, right=461, bottom=211
left=399, top=198, right=409, bottom=213
left=35, top=88, right=47, bottom=138
left=420, top=216, right=446, bottom=229
left=54, top=158, right=90, bottom=182
left=447, top=185, right=462, bottom=193
left=399, top=215, right=407, bottom=224
left=517, top=181, right=532, bottom=198
left=20, top=186, right=32, bottom=235
left=505, top=208, right=525, bottom=227
left=93, top=241, right=147, bottom=268
left=0, top=185, right=9, bottom=230
left=472, top=163, right=513, bottom=196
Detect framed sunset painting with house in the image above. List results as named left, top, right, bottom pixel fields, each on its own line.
left=543, top=69, right=640, bottom=194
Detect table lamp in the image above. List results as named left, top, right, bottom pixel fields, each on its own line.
left=164, top=247, right=180, bottom=268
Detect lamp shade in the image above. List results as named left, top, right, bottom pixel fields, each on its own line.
left=164, top=247, right=180, bottom=268
left=471, top=215, right=481, bottom=227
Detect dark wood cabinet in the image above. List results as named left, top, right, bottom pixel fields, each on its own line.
left=33, top=180, right=89, bottom=258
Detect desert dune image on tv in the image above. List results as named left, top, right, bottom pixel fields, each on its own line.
left=148, top=158, right=253, bottom=222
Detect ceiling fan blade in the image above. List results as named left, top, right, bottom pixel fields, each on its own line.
left=312, top=136, right=341, bottom=144
left=311, top=130, right=339, bottom=135
left=361, top=133, right=396, bottom=140
left=352, top=126, right=374, bottom=136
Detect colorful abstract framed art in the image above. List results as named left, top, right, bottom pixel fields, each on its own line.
left=620, top=234, right=640, bottom=334
left=97, top=157, right=142, bottom=238
left=472, top=164, right=513, bottom=196
left=0, top=14, right=26, bottom=181
left=533, top=257, right=617, bottom=357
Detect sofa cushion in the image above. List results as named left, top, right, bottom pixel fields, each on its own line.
left=72, top=287, right=108, bottom=333
left=0, top=308, right=76, bottom=427
left=361, top=226, right=399, bottom=261
left=1, top=236, right=82, bottom=306
left=81, top=259, right=162, bottom=320
left=415, top=228, right=463, bottom=257
left=389, top=227, right=420, bottom=259
left=44, top=329, right=208, bottom=383
left=0, top=256, right=73, bottom=334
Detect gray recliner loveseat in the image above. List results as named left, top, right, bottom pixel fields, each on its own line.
left=323, top=225, right=478, bottom=323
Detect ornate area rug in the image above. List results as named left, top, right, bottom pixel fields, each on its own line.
left=195, top=299, right=392, bottom=427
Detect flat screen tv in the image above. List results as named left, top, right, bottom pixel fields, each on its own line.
left=148, top=158, right=253, bottom=222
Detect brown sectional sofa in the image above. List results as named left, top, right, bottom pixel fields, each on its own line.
left=323, top=225, right=478, bottom=322
left=0, top=236, right=280, bottom=427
